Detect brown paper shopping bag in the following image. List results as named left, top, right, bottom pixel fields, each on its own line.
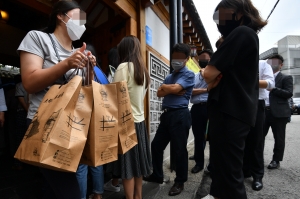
left=15, top=76, right=93, bottom=172
left=114, top=81, right=137, bottom=154
left=81, top=81, right=119, bottom=166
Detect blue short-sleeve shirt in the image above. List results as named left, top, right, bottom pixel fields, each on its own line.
left=162, top=66, right=195, bottom=109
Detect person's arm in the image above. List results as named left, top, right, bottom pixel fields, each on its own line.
left=0, top=87, right=7, bottom=127
left=18, top=97, right=29, bottom=112
left=20, top=44, right=88, bottom=94
left=157, top=86, right=169, bottom=97
left=160, top=84, right=183, bottom=94
left=270, top=75, right=293, bottom=99
left=202, top=66, right=221, bottom=84
left=192, top=88, right=208, bottom=95
left=260, top=62, right=275, bottom=89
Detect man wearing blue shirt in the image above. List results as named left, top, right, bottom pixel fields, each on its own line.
left=189, top=50, right=213, bottom=174
left=144, top=43, right=195, bottom=196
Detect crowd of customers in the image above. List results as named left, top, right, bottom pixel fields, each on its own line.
left=0, top=0, right=294, bottom=199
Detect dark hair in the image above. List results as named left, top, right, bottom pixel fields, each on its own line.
left=86, top=43, right=102, bottom=67
left=42, top=1, right=80, bottom=33
left=216, top=0, right=268, bottom=32
left=268, top=54, right=284, bottom=63
left=108, top=47, right=119, bottom=70
left=171, top=43, right=191, bottom=58
left=117, top=35, right=150, bottom=88
left=198, top=49, right=214, bottom=58
left=216, top=37, right=224, bottom=48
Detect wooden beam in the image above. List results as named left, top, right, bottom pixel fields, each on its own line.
left=126, top=17, right=137, bottom=36
left=183, top=35, right=191, bottom=44
left=16, top=0, right=51, bottom=15
left=147, top=45, right=170, bottom=65
left=183, top=27, right=194, bottom=34
left=154, top=0, right=161, bottom=4
left=86, top=0, right=98, bottom=15
left=190, top=33, right=198, bottom=39
left=142, top=0, right=154, bottom=8
left=102, top=0, right=137, bottom=20
left=183, top=20, right=192, bottom=28
left=182, top=13, right=188, bottom=21
left=151, top=2, right=170, bottom=29
left=163, top=0, right=169, bottom=6
left=192, top=37, right=200, bottom=43
left=92, top=6, right=106, bottom=25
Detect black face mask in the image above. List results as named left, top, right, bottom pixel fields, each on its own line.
left=199, top=61, right=209, bottom=68
left=217, top=13, right=243, bottom=37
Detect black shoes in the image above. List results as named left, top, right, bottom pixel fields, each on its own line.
left=168, top=182, right=184, bottom=196
left=252, top=178, right=263, bottom=191
left=189, top=155, right=195, bottom=160
left=143, top=174, right=163, bottom=184
left=191, top=165, right=203, bottom=173
left=267, top=160, right=280, bottom=169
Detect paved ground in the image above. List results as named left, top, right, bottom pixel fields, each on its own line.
left=195, top=114, right=300, bottom=199
left=103, top=139, right=204, bottom=199
left=0, top=130, right=204, bottom=199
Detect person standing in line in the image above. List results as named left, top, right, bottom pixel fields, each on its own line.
left=12, top=76, right=29, bottom=170
left=243, top=60, right=274, bottom=191
left=189, top=49, right=213, bottom=174
left=0, top=79, right=7, bottom=128
left=201, top=0, right=267, bottom=198
left=0, top=78, right=7, bottom=155
left=106, top=35, right=152, bottom=199
left=263, top=54, right=293, bottom=170
left=18, top=1, right=96, bottom=198
left=143, top=43, right=195, bottom=196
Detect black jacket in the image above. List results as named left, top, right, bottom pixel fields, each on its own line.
left=269, top=72, right=293, bottom=118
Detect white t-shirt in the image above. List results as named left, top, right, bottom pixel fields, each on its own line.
left=17, top=30, right=75, bottom=119
left=113, top=62, right=147, bottom=123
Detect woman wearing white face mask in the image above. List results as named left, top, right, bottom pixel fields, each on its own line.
left=17, top=1, right=95, bottom=199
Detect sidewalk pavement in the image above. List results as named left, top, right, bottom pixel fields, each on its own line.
left=103, top=141, right=209, bottom=199
left=0, top=139, right=209, bottom=199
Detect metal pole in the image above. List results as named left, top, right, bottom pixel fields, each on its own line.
left=169, top=0, right=177, bottom=172
left=177, top=0, right=183, bottom=43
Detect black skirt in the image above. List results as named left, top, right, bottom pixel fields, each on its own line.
left=106, top=121, right=152, bottom=179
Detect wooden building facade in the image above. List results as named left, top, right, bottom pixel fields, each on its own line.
left=0, top=0, right=211, bottom=159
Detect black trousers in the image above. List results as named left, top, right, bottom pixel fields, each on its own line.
left=208, top=110, right=250, bottom=199
left=263, top=109, right=288, bottom=161
left=151, top=108, right=191, bottom=183
left=191, top=103, right=208, bottom=168
left=243, top=100, right=265, bottom=179
left=26, top=119, right=81, bottom=199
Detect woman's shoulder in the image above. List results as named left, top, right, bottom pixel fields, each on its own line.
left=25, top=30, right=49, bottom=39
left=117, top=62, right=134, bottom=70
left=233, top=26, right=257, bottom=37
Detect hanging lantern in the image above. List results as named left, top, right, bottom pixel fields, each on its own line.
left=0, top=10, right=9, bottom=21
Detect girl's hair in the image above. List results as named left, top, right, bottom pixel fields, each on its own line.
left=108, top=47, right=119, bottom=70
left=42, top=1, right=80, bottom=33
left=216, top=0, right=268, bottom=32
left=117, top=35, right=150, bottom=88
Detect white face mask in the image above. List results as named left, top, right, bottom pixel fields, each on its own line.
left=171, top=59, right=186, bottom=71
left=62, top=14, right=86, bottom=41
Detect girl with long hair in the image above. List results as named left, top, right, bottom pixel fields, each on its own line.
left=107, top=35, right=152, bottom=199
left=201, top=0, right=267, bottom=198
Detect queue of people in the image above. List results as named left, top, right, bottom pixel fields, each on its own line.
left=6, top=0, right=293, bottom=199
